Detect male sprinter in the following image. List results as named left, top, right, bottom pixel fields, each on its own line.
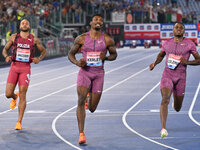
left=2, top=19, right=46, bottom=130
left=68, top=14, right=117, bottom=144
left=149, top=22, right=200, bottom=138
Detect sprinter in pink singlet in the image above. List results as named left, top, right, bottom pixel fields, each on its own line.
left=68, top=14, right=117, bottom=144
left=149, top=22, right=200, bottom=138
left=2, top=19, right=46, bottom=130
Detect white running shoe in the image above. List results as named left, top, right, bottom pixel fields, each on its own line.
left=161, top=128, right=168, bottom=138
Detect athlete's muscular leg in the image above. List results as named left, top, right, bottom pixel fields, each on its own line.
left=88, top=93, right=102, bottom=113
left=160, top=88, right=172, bottom=129
left=17, top=85, right=28, bottom=123
left=5, top=83, right=17, bottom=99
left=77, top=86, right=89, bottom=133
left=173, top=94, right=184, bottom=112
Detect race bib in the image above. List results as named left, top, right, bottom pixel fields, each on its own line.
left=87, top=52, right=102, bottom=66
left=16, top=48, right=30, bottom=62
left=167, top=54, right=181, bottom=70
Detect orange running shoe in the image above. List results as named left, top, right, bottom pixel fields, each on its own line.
left=10, top=93, right=19, bottom=110
left=85, top=93, right=90, bottom=110
left=78, top=132, right=86, bottom=145
left=15, top=122, right=22, bottom=130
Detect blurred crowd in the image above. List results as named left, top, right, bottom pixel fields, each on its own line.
left=61, top=0, right=199, bottom=24
left=0, top=0, right=59, bottom=23
left=0, top=0, right=199, bottom=24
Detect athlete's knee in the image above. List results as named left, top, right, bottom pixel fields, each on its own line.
left=78, top=95, right=86, bottom=106
left=161, top=95, right=170, bottom=105
left=5, top=93, right=12, bottom=99
left=5, top=91, right=13, bottom=98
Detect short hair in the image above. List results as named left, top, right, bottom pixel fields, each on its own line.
left=174, top=22, right=185, bottom=29
left=91, top=14, right=103, bottom=20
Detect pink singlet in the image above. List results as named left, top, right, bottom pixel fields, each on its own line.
left=77, top=32, right=107, bottom=94
left=7, top=33, right=34, bottom=86
left=160, top=37, right=197, bottom=96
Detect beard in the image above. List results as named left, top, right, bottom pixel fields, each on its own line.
left=20, top=27, right=30, bottom=32
left=94, top=27, right=101, bottom=31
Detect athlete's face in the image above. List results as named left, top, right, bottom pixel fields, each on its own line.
left=20, top=20, right=30, bottom=32
left=173, top=23, right=185, bottom=37
left=90, top=16, right=103, bottom=31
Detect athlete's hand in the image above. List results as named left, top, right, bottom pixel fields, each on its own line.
left=100, top=52, right=106, bottom=60
left=149, top=63, right=155, bottom=71
left=180, top=57, right=188, bottom=65
left=31, top=57, right=40, bottom=64
left=5, top=56, right=12, bottom=63
left=76, top=58, right=86, bottom=67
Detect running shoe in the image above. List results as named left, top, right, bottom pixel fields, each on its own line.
left=160, top=128, right=168, bottom=138
left=78, top=132, right=86, bottom=145
left=85, top=93, right=90, bottom=110
left=15, top=122, right=22, bottom=130
left=10, top=93, right=19, bottom=110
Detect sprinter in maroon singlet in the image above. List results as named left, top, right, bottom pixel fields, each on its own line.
left=149, top=22, right=200, bottom=138
left=2, top=19, right=46, bottom=130
left=68, top=14, right=117, bottom=144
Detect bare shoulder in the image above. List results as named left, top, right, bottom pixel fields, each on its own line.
left=10, top=33, right=17, bottom=42
left=34, top=36, right=40, bottom=44
left=104, top=33, right=115, bottom=46
left=74, top=33, right=86, bottom=45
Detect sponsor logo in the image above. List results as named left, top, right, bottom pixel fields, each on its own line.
left=132, top=26, right=137, bottom=30
left=169, top=32, right=173, bottom=37
left=17, top=43, right=30, bottom=48
left=147, top=25, right=151, bottom=30
left=162, top=33, right=166, bottom=37
left=184, top=32, right=188, bottom=37
left=28, top=39, right=32, bottom=42
left=140, top=25, right=144, bottom=30
left=97, top=40, right=103, bottom=44
left=184, top=24, right=197, bottom=30
left=191, top=32, right=196, bottom=36
left=154, top=25, right=159, bottom=30
left=161, top=25, right=173, bottom=30
left=125, top=26, right=130, bottom=30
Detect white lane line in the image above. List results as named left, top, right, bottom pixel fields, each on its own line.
left=0, top=65, right=75, bottom=86
left=0, top=71, right=78, bottom=97
left=188, top=82, right=200, bottom=126
left=0, top=53, right=156, bottom=115
left=52, top=106, right=82, bottom=150
left=52, top=66, right=150, bottom=150
left=0, top=50, right=156, bottom=85
left=0, top=84, right=76, bottom=115
left=106, top=53, right=155, bottom=74
left=0, top=52, right=156, bottom=98
left=122, top=82, right=179, bottom=150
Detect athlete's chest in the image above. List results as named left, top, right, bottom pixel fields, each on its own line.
left=164, top=42, right=190, bottom=55
left=83, top=39, right=106, bottom=52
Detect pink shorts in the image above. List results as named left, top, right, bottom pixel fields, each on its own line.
left=77, top=68, right=104, bottom=94
left=160, top=69, right=186, bottom=96
left=7, top=62, right=31, bottom=86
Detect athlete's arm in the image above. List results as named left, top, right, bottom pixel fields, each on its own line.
left=149, top=51, right=166, bottom=70
left=2, top=34, right=16, bottom=62
left=68, top=35, right=86, bottom=67
left=102, top=34, right=117, bottom=61
left=32, top=37, right=47, bottom=64
left=180, top=52, right=200, bottom=65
